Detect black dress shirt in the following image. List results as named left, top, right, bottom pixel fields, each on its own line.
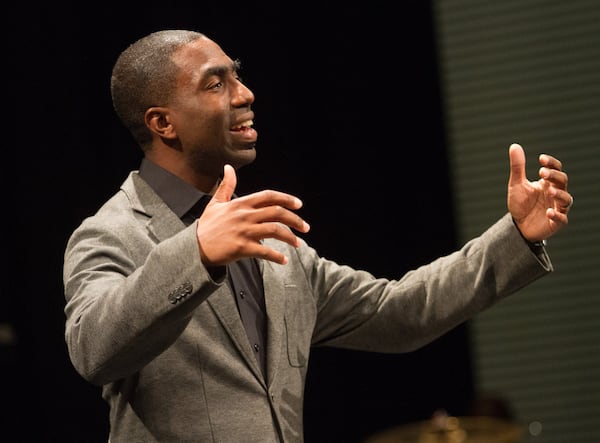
left=138, top=158, right=267, bottom=378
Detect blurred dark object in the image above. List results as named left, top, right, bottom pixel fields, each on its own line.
left=364, top=394, right=522, bottom=443
left=467, top=394, right=514, bottom=421
left=363, top=412, right=523, bottom=443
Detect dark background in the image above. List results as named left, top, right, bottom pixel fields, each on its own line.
left=5, top=2, right=473, bottom=442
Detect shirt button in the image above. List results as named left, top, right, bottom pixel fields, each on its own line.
left=239, top=290, right=246, bottom=299
left=253, top=343, right=260, bottom=352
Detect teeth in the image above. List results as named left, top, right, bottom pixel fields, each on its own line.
left=232, top=120, right=253, bottom=130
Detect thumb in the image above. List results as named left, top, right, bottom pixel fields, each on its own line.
left=508, top=143, right=526, bottom=186
left=212, top=164, right=237, bottom=203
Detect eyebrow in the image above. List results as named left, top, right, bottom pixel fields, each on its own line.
left=204, top=59, right=242, bottom=78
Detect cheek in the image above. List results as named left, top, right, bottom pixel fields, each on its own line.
left=203, top=116, right=227, bottom=141
left=179, top=111, right=222, bottom=141
left=173, top=96, right=230, bottom=143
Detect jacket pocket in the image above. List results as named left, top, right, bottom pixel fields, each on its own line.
left=283, top=284, right=316, bottom=367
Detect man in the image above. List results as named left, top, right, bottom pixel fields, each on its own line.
left=63, top=30, right=573, bottom=442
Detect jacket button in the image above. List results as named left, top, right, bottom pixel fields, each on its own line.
left=167, top=281, right=193, bottom=304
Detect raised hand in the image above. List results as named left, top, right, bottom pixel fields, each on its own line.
left=195, top=164, right=310, bottom=266
left=507, top=143, right=572, bottom=243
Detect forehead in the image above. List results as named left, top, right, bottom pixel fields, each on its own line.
left=172, top=37, right=234, bottom=80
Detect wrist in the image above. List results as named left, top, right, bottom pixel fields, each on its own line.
left=512, top=217, right=547, bottom=249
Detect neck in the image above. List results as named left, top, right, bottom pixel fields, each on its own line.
left=144, top=152, right=219, bottom=194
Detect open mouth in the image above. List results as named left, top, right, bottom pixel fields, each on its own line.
left=231, top=120, right=257, bottom=147
left=231, top=120, right=253, bottom=131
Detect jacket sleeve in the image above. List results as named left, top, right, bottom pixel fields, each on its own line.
left=63, top=212, right=224, bottom=386
left=299, top=212, right=552, bottom=352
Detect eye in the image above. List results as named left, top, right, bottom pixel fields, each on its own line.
left=209, top=81, right=223, bottom=90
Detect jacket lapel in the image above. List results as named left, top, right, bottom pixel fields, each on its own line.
left=262, top=260, right=286, bottom=386
left=126, top=172, right=187, bottom=242
left=207, top=287, right=266, bottom=384
left=124, top=172, right=265, bottom=383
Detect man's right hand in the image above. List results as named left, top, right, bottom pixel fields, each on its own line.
left=196, top=164, right=310, bottom=266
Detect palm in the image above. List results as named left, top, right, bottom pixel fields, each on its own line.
left=508, top=178, right=555, bottom=241
left=507, top=144, right=570, bottom=243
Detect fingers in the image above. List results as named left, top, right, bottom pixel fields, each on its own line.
left=233, top=192, right=310, bottom=264
left=538, top=152, right=571, bottom=215
left=196, top=174, right=310, bottom=266
left=251, top=204, right=310, bottom=234
left=244, top=223, right=306, bottom=264
left=238, top=189, right=304, bottom=211
left=239, top=241, right=294, bottom=265
left=212, top=164, right=237, bottom=203
left=226, top=193, right=310, bottom=249
left=565, top=194, right=574, bottom=210
left=507, top=143, right=573, bottom=242
left=508, top=143, right=526, bottom=186
left=210, top=165, right=304, bottom=215
left=546, top=206, right=569, bottom=229
left=229, top=190, right=309, bottom=235
left=512, top=143, right=572, bottom=211
left=539, top=153, right=563, bottom=171
left=550, top=188, right=574, bottom=214
left=510, top=143, right=569, bottom=191
left=539, top=163, right=568, bottom=189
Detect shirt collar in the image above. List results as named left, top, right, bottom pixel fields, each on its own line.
left=138, top=158, right=208, bottom=219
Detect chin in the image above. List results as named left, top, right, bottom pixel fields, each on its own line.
left=231, top=147, right=257, bottom=169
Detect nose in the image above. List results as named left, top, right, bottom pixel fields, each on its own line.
left=232, top=81, right=255, bottom=107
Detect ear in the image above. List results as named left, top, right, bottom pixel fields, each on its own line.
left=145, top=107, right=177, bottom=140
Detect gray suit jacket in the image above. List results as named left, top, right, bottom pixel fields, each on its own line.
left=63, top=172, right=551, bottom=442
